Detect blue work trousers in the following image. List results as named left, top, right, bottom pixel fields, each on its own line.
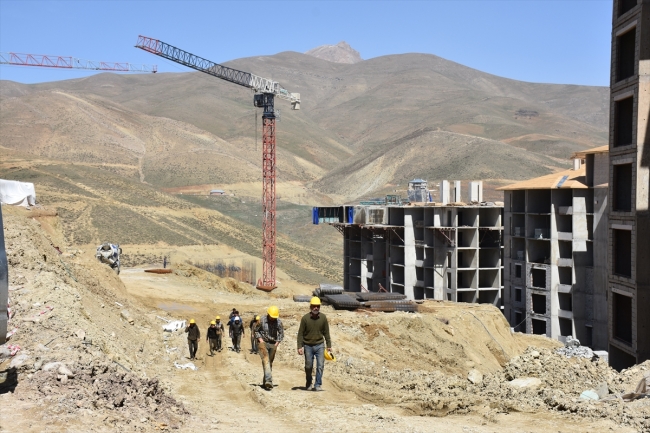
left=304, top=342, right=325, bottom=388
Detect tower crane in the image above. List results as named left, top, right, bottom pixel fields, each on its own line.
left=0, top=52, right=157, bottom=73
left=135, top=35, right=300, bottom=291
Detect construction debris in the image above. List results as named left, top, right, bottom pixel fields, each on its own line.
left=556, top=335, right=594, bottom=359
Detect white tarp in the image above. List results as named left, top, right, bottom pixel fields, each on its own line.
left=0, top=179, right=36, bottom=206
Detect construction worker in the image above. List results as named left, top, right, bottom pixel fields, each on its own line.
left=249, top=315, right=261, bottom=354
left=215, top=316, right=225, bottom=352
left=185, top=319, right=200, bottom=360
left=297, top=297, right=332, bottom=391
left=206, top=321, right=219, bottom=356
left=255, top=306, right=284, bottom=390
left=230, top=317, right=245, bottom=352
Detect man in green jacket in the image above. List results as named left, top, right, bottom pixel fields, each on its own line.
left=297, top=297, right=332, bottom=391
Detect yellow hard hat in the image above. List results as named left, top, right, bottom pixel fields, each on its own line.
left=310, top=296, right=321, bottom=306
left=216, top=316, right=220, bottom=320
left=255, top=315, right=260, bottom=321
left=324, top=349, right=336, bottom=362
left=210, top=320, right=216, bottom=325
left=267, top=305, right=279, bottom=319
left=189, top=319, right=196, bottom=324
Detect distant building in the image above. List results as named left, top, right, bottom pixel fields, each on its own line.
left=606, top=0, right=650, bottom=370
left=313, top=181, right=504, bottom=304
left=500, top=146, right=609, bottom=350
left=209, top=189, right=226, bottom=196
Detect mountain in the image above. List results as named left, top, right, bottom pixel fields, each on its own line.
left=0, top=51, right=608, bottom=197
left=305, top=41, right=363, bottom=64
left=0, top=49, right=609, bottom=282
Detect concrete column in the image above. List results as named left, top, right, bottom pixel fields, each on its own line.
left=440, top=180, right=450, bottom=205
left=404, top=213, right=416, bottom=300
left=453, top=181, right=462, bottom=202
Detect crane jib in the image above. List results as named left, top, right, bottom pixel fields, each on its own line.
left=135, top=35, right=253, bottom=90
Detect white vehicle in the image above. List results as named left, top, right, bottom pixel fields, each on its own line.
left=96, top=242, right=122, bottom=274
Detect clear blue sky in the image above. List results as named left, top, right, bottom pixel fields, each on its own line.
left=0, top=0, right=613, bottom=86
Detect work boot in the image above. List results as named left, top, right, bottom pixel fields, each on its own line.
left=305, top=368, right=313, bottom=390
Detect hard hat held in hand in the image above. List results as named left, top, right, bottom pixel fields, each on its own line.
left=324, top=349, right=336, bottom=362
left=267, top=305, right=279, bottom=319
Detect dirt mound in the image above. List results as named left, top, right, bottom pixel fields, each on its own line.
left=23, top=360, right=187, bottom=425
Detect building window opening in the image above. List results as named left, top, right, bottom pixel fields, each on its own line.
left=614, top=229, right=632, bottom=278
left=532, top=293, right=546, bottom=315
left=617, top=29, right=636, bottom=82
left=531, top=268, right=546, bottom=288
left=613, top=292, right=633, bottom=343
left=532, top=319, right=546, bottom=335
left=614, top=163, right=633, bottom=211
left=618, top=0, right=637, bottom=16
left=515, top=288, right=522, bottom=302
left=515, top=264, right=522, bottom=278
left=615, top=97, right=634, bottom=147
left=514, top=312, right=523, bottom=332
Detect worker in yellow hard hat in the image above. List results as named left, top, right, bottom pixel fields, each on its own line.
left=206, top=320, right=219, bottom=356
left=214, top=316, right=225, bottom=352
left=297, top=297, right=332, bottom=391
left=255, top=306, right=284, bottom=390
left=249, top=315, right=261, bottom=354
left=184, top=318, right=200, bottom=360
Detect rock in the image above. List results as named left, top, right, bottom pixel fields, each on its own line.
left=531, top=351, right=540, bottom=358
left=34, top=360, right=43, bottom=370
left=36, top=344, right=50, bottom=352
left=507, top=377, right=542, bottom=389
left=58, top=365, right=74, bottom=378
left=468, top=369, right=483, bottom=384
left=76, top=329, right=86, bottom=340
left=43, top=362, right=63, bottom=372
left=580, top=390, right=599, bottom=400
left=595, top=382, right=609, bottom=399
left=58, top=374, right=68, bottom=384
left=10, top=354, right=30, bottom=369
left=120, top=310, right=134, bottom=325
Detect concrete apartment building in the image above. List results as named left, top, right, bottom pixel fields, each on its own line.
left=313, top=181, right=504, bottom=304
left=500, top=148, right=610, bottom=349
left=606, top=0, right=650, bottom=370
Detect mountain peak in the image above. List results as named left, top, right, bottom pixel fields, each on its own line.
left=305, top=41, right=362, bottom=64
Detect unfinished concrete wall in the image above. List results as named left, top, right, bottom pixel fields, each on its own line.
left=607, top=0, right=650, bottom=370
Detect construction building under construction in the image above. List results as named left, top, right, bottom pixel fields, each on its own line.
left=313, top=180, right=504, bottom=304
left=500, top=146, right=610, bottom=350
left=606, top=0, right=650, bottom=369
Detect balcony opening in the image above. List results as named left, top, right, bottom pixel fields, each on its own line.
left=532, top=293, right=546, bottom=315
left=615, top=97, right=634, bottom=147
left=559, top=318, right=573, bottom=337
left=616, top=29, right=636, bottom=82
left=558, top=293, right=572, bottom=311
left=614, top=163, right=633, bottom=211
left=559, top=267, right=572, bottom=286
left=613, top=229, right=632, bottom=278
left=613, top=292, right=632, bottom=343
left=618, top=0, right=637, bottom=17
